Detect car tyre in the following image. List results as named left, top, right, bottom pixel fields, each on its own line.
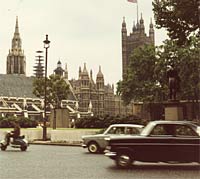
left=88, top=142, right=99, bottom=153
left=20, top=146, right=27, bottom=151
left=0, top=144, right=7, bottom=151
left=116, top=153, right=133, bottom=168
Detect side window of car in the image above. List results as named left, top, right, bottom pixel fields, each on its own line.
left=115, top=127, right=125, bottom=134
left=150, top=125, right=166, bottom=135
left=175, top=125, right=197, bottom=137
left=107, top=127, right=125, bottom=134
left=107, top=127, right=117, bottom=134
left=125, top=127, right=139, bottom=135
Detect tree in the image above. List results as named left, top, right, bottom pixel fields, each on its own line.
left=120, top=45, right=161, bottom=104
left=48, top=75, right=70, bottom=107
left=118, top=36, right=200, bottom=106
left=156, top=36, right=200, bottom=102
left=153, top=0, right=199, bottom=45
left=116, top=80, right=122, bottom=95
left=33, top=75, right=70, bottom=108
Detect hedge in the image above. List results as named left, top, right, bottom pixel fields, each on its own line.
left=0, top=116, right=38, bottom=128
left=75, top=115, right=148, bottom=128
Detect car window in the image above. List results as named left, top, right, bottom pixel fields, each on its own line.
left=125, top=127, right=140, bottom=135
left=115, top=127, right=125, bottom=134
left=150, top=124, right=166, bottom=135
left=175, top=125, right=198, bottom=137
left=106, top=127, right=116, bottom=134
left=106, top=127, right=125, bottom=134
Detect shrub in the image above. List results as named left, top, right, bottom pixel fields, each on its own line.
left=75, top=115, right=145, bottom=128
left=0, top=117, right=38, bottom=128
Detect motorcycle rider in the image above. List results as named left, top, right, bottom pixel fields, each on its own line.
left=5, top=121, right=21, bottom=146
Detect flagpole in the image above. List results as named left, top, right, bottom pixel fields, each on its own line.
left=137, top=1, right=138, bottom=22
left=127, top=0, right=139, bottom=22
left=137, top=1, right=139, bottom=22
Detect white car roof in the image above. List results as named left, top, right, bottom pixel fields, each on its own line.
left=109, top=124, right=143, bottom=128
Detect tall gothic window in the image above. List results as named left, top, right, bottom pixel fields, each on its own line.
left=14, top=56, right=18, bottom=73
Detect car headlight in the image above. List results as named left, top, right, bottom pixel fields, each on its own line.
left=105, top=137, right=110, bottom=141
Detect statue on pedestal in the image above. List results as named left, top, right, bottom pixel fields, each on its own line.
left=167, top=65, right=180, bottom=100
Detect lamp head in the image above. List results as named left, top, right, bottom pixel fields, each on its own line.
left=43, top=34, right=50, bottom=48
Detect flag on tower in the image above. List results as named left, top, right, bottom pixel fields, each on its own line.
left=127, top=0, right=137, bottom=3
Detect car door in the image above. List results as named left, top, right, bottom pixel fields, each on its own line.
left=145, top=124, right=174, bottom=162
left=100, top=126, right=126, bottom=149
left=173, top=124, right=200, bottom=162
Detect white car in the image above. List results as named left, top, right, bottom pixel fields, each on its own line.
left=81, top=124, right=143, bottom=153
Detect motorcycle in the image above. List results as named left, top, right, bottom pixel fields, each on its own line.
left=0, top=131, right=29, bottom=151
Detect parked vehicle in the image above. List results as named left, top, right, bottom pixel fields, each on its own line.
left=81, top=124, right=143, bottom=153
left=105, top=121, right=200, bottom=168
left=0, top=131, right=29, bottom=151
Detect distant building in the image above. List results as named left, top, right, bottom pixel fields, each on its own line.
left=0, top=17, right=77, bottom=120
left=1, top=16, right=147, bottom=120
left=121, top=15, right=155, bottom=79
left=54, top=61, right=134, bottom=117
left=70, top=63, right=115, bottom=116
left=7, top=17, right=26, bottom=75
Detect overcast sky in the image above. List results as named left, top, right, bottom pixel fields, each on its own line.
left=0, top=0, right=168, bottom=89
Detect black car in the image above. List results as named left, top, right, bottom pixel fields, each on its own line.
left=105, top=120, right=200, bottom=168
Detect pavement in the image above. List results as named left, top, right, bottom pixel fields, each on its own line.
left=29, top=140, right=82, bottom=146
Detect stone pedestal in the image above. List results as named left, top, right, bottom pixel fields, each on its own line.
left=50, top=108, right=70, bottom=128
left=164, top=101, right=183, bottom=121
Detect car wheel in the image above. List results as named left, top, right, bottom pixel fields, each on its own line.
left=116, top=153, right=133, bottom=168
left=0, top=144, right=7, bottom=151
left=20, top=146, right=27, bottom=151
left=88, top=142, right=99, bottom=153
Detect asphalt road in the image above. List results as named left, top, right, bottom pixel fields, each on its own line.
left=0, top=145, right=199, bottom=179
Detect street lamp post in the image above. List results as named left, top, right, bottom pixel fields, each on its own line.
left=43, top=34, right=50, bottom=141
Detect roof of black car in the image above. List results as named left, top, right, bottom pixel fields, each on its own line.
left=150, top=120, right=197, bottom=126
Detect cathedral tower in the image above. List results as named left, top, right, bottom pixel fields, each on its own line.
left=121, top=15, right=155, bottom=79
left=7, top=17, right=26, bottom=75
left=96, top=66, right=104, bottom=116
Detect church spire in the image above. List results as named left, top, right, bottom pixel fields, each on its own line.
left=7, top=17, right=26, bottom=75
left=15, top=16, right=19, bottom=34
left=12, top=16, right=22, bottom=50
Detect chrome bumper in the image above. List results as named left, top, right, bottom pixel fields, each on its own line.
left=105, top=151, right=117, bottom=157
left=81, top=143, right=87, bottom=148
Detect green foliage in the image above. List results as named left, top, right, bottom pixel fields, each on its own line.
left=152, top=0, right=199, bottom=45
left=75, top=115, right=146, bottom=128
left=120, top=45, right=162, bottom=104
left=156, top=37, right=200, bottom=101
left=48, top=75, right=70, bottom=107
left=33, top=75, right=70, bottom=108
left=119, top=37, right=200, bottom=105
left=116, top=80, right=122, bottom=95
left=0, top=116, right=38, bottom=128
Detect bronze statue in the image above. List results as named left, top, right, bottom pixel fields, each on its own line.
left=167, top=65, right=180, bottom=100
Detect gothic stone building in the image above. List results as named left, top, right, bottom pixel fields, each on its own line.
left=0, top=17, right=78, bottom=120
left=0, top=17, right=41, bottom=119
left=7, top=17, right=26, bottom=75
left=0, top=16, right=156, bottom=120
left=121, top=15, right=155, bottom=79
left=54, top=62, right=117, bottom=117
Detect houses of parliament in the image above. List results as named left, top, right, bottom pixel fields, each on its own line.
left=0, top=16, right=154, bottom=119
